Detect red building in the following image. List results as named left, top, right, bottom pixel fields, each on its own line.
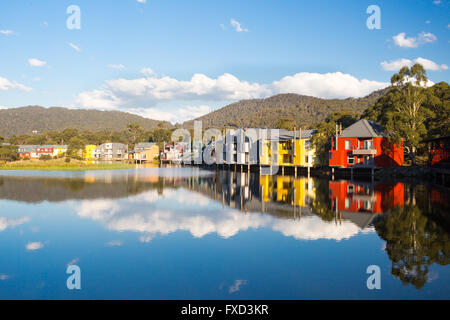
left=329, top=180, right=405, bottom=214
left=425, top=136, right=450, bottom=168
left=36, top=147, right=54, bottom=155
left=329, top=119, right=404, bottom=168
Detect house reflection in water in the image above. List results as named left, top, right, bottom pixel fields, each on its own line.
left=329, top=180, right=405, bottom=214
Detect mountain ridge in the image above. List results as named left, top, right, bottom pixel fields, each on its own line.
left=0, top=106, right=172, bottom=137
left=183, top=88, right=390, bottom=129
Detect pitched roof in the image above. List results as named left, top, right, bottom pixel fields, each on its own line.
left=275, top=129, right=317, bottom=141
left=340, top=119, right=387, bottom=138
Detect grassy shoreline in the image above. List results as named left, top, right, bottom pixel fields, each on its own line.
left=0, top=158, right=136, bottom=171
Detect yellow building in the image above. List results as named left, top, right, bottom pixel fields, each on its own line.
left=259, top=129, right=316, bottom=167
left=133, top=143, right=160, bottom=163
left=83, top=145, right=97, bottom=160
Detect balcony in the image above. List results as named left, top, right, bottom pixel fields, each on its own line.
left=352, top=147, right=377, bottom=155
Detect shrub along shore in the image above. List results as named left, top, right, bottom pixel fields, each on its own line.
left=0, top=158, right=135, bottom=171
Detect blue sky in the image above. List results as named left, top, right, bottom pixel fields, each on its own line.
left=0, top=0, right=449, bottom=123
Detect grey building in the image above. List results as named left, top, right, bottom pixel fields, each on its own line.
left=96, top=143, right=128, bottom=160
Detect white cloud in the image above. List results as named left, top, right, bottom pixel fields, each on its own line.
left=26, top=241, right=44, bottom=251
left=0, top=274, right=11, bottom=280
left=425, top=20, right=431, bottom=24
left=381, top=57, right=448, bottom=71
left=130, top=105, right=212, bottom=123
left=0, top=216, right=30, bottom=231
left=230, top=18, right=248, bottom=32
left=0, top=105, right=6, bottom=109
left=106, top=240, right=122, bottom=247
left=220, top=24, right=226, bottom=30
left=229, top=280, right=248, bottom=293
left=28, top=58, right=46, bottom=67
left=73, top=189, right=370, bottom=241
left=0, top=30, right=13, bottom=35
left=433, top=0, right=441, bottom=4
left=68, top=42, right=81, bottom=52
left=75, top=71, right=388, bottom=115
left=108, top=64, right=125, bottom=70
left=0, top=76, right=32, bottom=91
left=137, top=0, right=147, bottom=3
left=66, top=258, right=79, bottom=267
left=271, top=72, right=388, bottom=99
left=140, top=67, right=156, bottom=77
left=392, top=32, right=437, bottom=48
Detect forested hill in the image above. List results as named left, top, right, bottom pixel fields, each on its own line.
left=183, top=88, right=390, bottom=129
left=0, top=106, right=172, bottom=137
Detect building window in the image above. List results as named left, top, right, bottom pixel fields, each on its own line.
left=329, top=153, right=333, bottom=160
left=345, top=198, right=351, bottom=209
left=348, top=156, right=354, bottom=164
left=345, top=140, right=351, bottom=150
left=305, top=156, right=309, bottom=164
left=364, top=140, right=373, bottom=149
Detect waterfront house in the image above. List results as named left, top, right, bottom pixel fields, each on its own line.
left=18, top=145, right=67, bottom=159
left=51, top=145, right=68, bottom=157
left=424, top=136, right=450, bottom=168
left=162, top=142, right=188, bottom=163
left=259, top=128, right=317, bottom=167
left=36, top=146, right=54, bottom=157
left=18, top=145, right=35, bottom=159
left=83, top=145, right=98, bottom=160
left=95, top=143, right=128, bottom=160
left=328, top=119, right=404, bottom=168
left=131, top=142, right=159, bottom=163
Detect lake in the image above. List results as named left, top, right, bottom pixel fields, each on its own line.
left=0, top=167, right=449, bottom=299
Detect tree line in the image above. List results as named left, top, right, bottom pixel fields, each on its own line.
left=0, top=123, right=175, bottom=161
left=311, top=64, right=449, bottom=166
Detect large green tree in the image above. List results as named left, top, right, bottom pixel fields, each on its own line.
left=311, top=111, right=359, bottom=167
left=385, top=64, right=432, bottom=165
left=0, top=145, right=18, bottom=161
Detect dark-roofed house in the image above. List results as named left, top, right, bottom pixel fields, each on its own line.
left=329, top=119, right=404, bottom=168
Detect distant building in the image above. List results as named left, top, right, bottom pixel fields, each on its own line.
left=424, top=136, right=450, bottom=168
left=131, top=142, right=159, bottom=162
left=83, top=145, right=98, bottom=160
left=162, top=142, right=188, bottom=163
left=17, top=145, right=67, bottom=159
left=329, top=119, right=404, bottom=168
left=95, top=143, right=128, bottom=160
left=18, top=145, right=35, bottom=159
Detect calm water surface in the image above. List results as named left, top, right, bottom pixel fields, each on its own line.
left=0, top=167, right=449, bottom=299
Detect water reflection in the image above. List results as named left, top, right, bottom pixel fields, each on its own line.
left=0, top=168, right=449, bottom=295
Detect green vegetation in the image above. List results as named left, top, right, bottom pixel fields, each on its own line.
left=376, top=203, right=449, bottom=289
left=0, top=106, right=172, bottom=138
left=6, top=123, right=174, bottom=151
left=310, top=65, right=449, bottom=167
left=183, top=89, right=388, bottom=129
left=0, top=158, right=135, bottom=171
left=0, top=144, right=19, bottom=161
left=363, top=65, right=450, bottom=165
